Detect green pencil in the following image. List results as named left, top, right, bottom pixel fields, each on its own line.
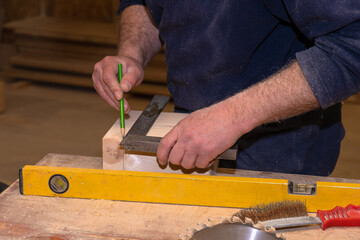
left=118, top=64, right=125, bottom=137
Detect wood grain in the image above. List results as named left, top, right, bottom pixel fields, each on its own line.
left=0, top=154, right=359, bottom=239
left=4, top=15, right=168, bottom=93
left=102, top=111, right=214, bottom=174
left=3, top=68, right=170, bottom=96
left=51, top=0, right=118, bottom=22
left=4, top=16, right=117, bottom=44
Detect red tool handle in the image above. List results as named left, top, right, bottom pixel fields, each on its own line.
left=317, top=204, right=360, bottom=230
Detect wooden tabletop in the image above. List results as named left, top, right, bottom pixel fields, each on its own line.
left=0, top=154, right=359, bottom=239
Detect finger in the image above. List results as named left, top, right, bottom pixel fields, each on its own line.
left=157, top=129, right=178, bottom=165
left=102, top=81, right=122, bottom=109
left=93, top=76, right=119, bottom=110
left=120, top=64, right=143, bottom=92
left=194, top=155, right=213, bottom=169
left=102, top=63, right=123, bottom=101
left=181, top=151, right=197, bottom=169
left=168, top=143, right=185, bottom=166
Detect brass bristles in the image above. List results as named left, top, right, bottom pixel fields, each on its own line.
left=233, top=200, right=308, bottom=223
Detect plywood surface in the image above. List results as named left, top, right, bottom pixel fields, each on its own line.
left=0, top=154, right=359, bottom=239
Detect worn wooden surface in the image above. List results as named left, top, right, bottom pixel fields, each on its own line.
left=0, top=154, right=359, bottom=239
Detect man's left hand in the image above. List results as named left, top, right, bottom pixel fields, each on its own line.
left=157, top=101, right=243, bottom=169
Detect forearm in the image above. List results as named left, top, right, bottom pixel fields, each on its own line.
left=117, top=5, right=162, bottom=67
left=226, top=61, right=320, bottom=135
left=157, top=61, right=320, bottom=168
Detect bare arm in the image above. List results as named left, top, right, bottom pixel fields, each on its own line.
left=231, top=61, right=319, bottom=133
left=92, top=5, right=162, bottom=111
left=157, top=61, right=320, bottom=169
left=117, top=5, right=162, bottom=67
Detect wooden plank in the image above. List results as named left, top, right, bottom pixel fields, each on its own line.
left=346, top=93, right=360, bottom=104
left=16, top=35, right=117, bottom=59
left=1, top=0, right=40, bottom=23
left=4, top=16, right=117, bottom=45
left=51, top=0, right=117, bottom=22
left=102, top=111, right=214, bottom=174
left=9, top=53, right=167, bottom=84
left=3, top=67, right=93, bottom=87
left=20, top=164, right=360, bottom=211
left=36, top=153, right=103, bottom=169
left=1, top=154, right=359, bottom=239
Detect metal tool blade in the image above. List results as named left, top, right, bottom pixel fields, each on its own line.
left=190, top=223, right=283, bottom=240
left=121, top=95, right=237, bottom=160
left=126, top=95, right=170, bottom=136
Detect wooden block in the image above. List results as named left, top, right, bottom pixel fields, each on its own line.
left=102, top=111, right=217, bottom=174
left=0, top=80, right=4, bottom=113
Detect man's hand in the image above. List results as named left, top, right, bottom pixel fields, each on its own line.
left=157, top=61, right=320, bottom=169
left=92, top=55, right=143, bottom=112
left=92, top=5, right=162, bottom=111
left=157, top=101, right=244, bottom=169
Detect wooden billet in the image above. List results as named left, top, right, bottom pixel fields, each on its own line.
left=102, top=111, right=217, bottom=174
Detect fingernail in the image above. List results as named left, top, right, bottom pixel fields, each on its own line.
left=114, top=91, right=121, bottom=100
left=122, top=82, right=131, bottom=92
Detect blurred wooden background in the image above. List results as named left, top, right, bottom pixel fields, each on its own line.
left=1, top=0, right=118, bottom=22
left=1, top=0, right=168, bottom=96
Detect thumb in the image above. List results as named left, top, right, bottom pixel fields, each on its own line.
left=120, top=64, right=143, bottom=92
left=157, top=128, right=178, bottom=165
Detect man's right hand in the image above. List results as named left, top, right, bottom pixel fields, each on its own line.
left=92, top=55, right=144, bottom=112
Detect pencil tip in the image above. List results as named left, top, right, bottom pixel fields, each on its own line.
left=121, top=128, right=125, bottom=137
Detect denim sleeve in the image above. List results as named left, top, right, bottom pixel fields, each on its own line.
left=284, top=1, right=360, bottom=109
left=118, top=0, right=146, bottom=14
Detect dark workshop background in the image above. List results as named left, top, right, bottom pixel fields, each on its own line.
left=0, top=0, right=359, bottom=186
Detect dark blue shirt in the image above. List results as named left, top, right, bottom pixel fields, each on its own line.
left=119, top=0, right=360, bottom=176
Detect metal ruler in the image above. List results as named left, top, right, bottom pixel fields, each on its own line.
left=120, top=95, right=237, bottom=160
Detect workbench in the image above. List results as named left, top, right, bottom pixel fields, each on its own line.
left=1, top=154, right=359, bottom=239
